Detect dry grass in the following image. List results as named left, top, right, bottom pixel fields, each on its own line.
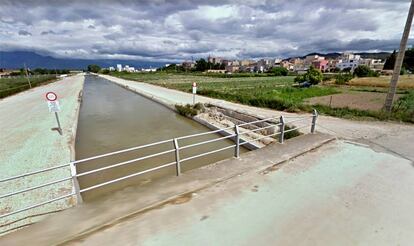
left=349, top=75, right=414, bottom=89
left=305, top=91, right=402, bottom=111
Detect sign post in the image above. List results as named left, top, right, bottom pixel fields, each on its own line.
left=192, top=82, right=197, bottom=105
left=46, top=92, right=62, bottom=135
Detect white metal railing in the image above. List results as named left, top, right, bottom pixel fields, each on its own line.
left=0, top=110, right=318, bottom=224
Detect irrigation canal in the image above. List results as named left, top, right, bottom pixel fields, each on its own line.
left=75, top=75, right=246, bottom=201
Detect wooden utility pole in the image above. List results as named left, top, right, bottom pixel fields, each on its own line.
left=384, top=0, right=414, bottom=112
left=24, top=63, right=32, bottom=88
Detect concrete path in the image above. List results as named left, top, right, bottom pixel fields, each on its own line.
left=100, top=75, right=414, bottom=162
left=0, top=74, right=84, bottom=234
left=67, top=141, right=414, bottom=246
left=10, top=137, right=412, bottom=246
left=0, top=134, right=334, bottom=245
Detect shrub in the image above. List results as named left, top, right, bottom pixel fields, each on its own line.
left=87, top=64, right=101, bottom=73
left=294, top=66, right=323, bottom=85
left=271, top=67, right=289, bottom=76
left=175, top=104, right=201, bottom=117
left=335, top=72, right=353, bottom=85
left=353, top=65, right=379, bottom=77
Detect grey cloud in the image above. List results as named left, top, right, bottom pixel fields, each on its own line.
left=18, top=30, right=32, bottom=36
left=1, top=0, right=412, bottom=62
left=41, top=30, right=56, bottom=35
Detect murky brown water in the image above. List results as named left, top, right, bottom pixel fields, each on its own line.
left=75, top=75, right=246, bottom=201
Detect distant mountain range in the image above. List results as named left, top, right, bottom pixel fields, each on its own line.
left=0, top=51, right=168, bottom=70
left=0, top=50, right=393, bottom=70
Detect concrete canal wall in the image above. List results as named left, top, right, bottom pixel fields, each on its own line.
left=0, top=74, right=85, bottom=234
left=99, top=74, right=279, bottom=150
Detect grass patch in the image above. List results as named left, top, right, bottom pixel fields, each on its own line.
left=175, top=103, right=204, bottom=117
left=0, top=75, right=57, bottom=98
left=284, top=125, right=302, bottom=139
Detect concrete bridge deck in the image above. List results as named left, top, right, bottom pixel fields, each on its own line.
left=2, top=131, right=414, bottom=245
left=1, top=133, right=337, bottom=245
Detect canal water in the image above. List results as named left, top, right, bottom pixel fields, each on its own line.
left=76, top=75, right=246, bottom=201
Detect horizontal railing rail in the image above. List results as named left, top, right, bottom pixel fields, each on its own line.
left=0, top=110, right=318, bottom=224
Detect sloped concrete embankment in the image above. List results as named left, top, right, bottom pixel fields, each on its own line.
left=99, top=74, right=302, bottom=150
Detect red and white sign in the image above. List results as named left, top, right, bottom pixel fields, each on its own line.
left=192, top=82, right=197, bottom=94
left=45, top=92, right=57, bottom=101
left=45, top=92, right=60, bottom=112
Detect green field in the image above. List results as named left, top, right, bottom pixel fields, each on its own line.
left=110, top=72, right=414, bottom=123
left=111, top=72, right=337, bottom=111
left=0, top=75, right=57, bottom=98
left=110, top=71, right=295, bottom=85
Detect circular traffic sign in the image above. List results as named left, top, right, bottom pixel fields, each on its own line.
left=46, top=92, right=57, bottom=101
left=192, top=82, right=197, bottom=87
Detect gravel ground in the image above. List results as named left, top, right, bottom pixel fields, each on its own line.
left=0, top=74, right=84, bottom=234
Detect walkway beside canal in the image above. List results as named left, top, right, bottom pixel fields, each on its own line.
left=100, top=74, right=414, bottom=162
left=0, top=74, right=84, bottom=234
left=0, top=133, right=335, bottom=245
left=66, top=139, right=414, bottom=246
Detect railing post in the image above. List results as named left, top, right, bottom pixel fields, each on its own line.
left=311, top=109, right=318, bottom=133
left=234, top=124, right=240, bottom=158
left=69, top=162, right=83, bottom=204
left=279, top=115, right=285, bottom=144
left=173, top=138, right=181, bottom=176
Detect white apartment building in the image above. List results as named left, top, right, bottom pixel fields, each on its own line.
left=335, top=53, right=361, bottom=71
left=116, top=64, right=122, bottom=72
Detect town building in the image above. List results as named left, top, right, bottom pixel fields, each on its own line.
left=360, top=59, right=385, bottom=71
left=225, top=65, right=240, bottom=73
left=335, top=53, right=362, bottom=71
left=182, top=61, right=195, bottom=70
left=116, top=64, right=122, bottom=72
left=312, top=59, right=329, bottom=72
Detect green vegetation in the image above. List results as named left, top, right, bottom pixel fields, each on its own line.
left=270, top=67, right=288, bottom=76
left=294, top=66, right=323, bottom=85
left=194, top=58, right=225, bottom=71
left=353, top=65, right=379, bottom=77
left=168, top=81, right=338, bottom=112
left=335, top=72, right=353, bottom=85
left=384, top=48, right=414, bottom=72
left=0, top=75, right=57, bottom=98
left=87, top=64, right=101, bottom=73
left=110, top=71, right=414, bottom=123
left=175, top=103, right=204, bottom=117
left=284, top=125, right=302, bottom=140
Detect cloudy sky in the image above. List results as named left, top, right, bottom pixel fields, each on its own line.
left=0, top=0, right=413, bottom=62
